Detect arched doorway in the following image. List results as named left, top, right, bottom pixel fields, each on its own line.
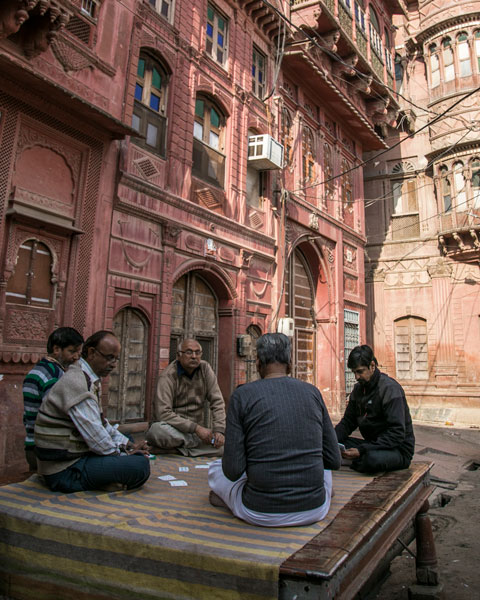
left=170, top=272, right=218, bottom=368
left=285, top=248, right=316, bottom=383
left=108, top=308, right=149, bottom=422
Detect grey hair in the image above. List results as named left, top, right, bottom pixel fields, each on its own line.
left=256, top=333, right=291, bottom=366
left=177, top=338, right=198, bottom=352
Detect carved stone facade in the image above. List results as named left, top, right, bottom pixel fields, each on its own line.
left=364, top=0, right=480, bottom=425
left=0, top=0, right=399, bottom=480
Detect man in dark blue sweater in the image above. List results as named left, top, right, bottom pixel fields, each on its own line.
left=208, top=333, right=341, bottom=527
left=336, top=345, right=415, bottom=473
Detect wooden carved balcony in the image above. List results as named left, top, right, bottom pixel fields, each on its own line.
left=0, top=0, right=72, bottom=58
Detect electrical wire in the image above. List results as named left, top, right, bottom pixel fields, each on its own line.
left=289, top=85, right=480, bottom=193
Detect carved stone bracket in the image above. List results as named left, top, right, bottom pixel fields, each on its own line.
left=334, top=54, right=359, bottom=78
left=353, top=74, right=373, bottom=96
left=163, top=223, right=182, bottom=247
left=2, top=0, right=73, bottom=59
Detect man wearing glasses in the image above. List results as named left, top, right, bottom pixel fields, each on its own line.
left=34, top=331, right=150, bottom=492
left=146, top=338, right=226, bottom=456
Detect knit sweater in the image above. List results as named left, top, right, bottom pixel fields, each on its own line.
left=34, top=362, right=99, bottom=476
left=23, top=357, right=65, bottom=448
left=154, top=360, right=226, bottom=434
left=222, top=376, right=341, bottom=513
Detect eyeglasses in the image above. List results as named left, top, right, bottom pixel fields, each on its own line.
left=94, top=348, right=120, bottom=363
left=179, top=349, right=203, bottom=357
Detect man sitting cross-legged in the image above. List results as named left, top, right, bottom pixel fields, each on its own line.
left=35, top=331, right=150, bottom=493
left=208, top=333, right=341, bottom=527
left=336, top=344, right=415, bottom=474
left=146, top=338, right=226, bottom=457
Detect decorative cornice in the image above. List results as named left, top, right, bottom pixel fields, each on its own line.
left=117, top=172, right=276, bottom=249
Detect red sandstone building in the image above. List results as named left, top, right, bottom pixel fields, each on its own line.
left=364, top=0, right=480, bottom=426
left=0, top=0, right=402, bottom=480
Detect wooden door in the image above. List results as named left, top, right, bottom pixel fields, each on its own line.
left=285, top=249, right=316, bottom=384
left=170, top=272, right=218, bottom=367
left=108, top=308, right=148, bottom=422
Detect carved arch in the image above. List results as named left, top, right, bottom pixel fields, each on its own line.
left=172, top=259, right=237, bottom=300
left=391, top=161, right=415, bottom=174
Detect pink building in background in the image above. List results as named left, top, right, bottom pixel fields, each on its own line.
left=0, top=0, right=403, bottom=480
left=364, top=0, right=480, bottom=425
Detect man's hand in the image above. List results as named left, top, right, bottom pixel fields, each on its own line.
left=212, top=432, right=225, bottom=448
left=342, top=447, right=360, bottom=460
left=195, top=425, right=213, bottom=444
left=127, top=440, right=150, bottom=456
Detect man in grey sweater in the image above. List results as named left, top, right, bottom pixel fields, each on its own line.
left=208, top=333, right=341, bottom=527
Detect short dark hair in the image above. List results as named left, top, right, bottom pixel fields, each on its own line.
left=47, top=327, right=84, bottom=354
left=347, top=345, right=378, bottom=370
left=256, top=333, right=291, bottom=366
left=81, top=330, right=115, bottom=358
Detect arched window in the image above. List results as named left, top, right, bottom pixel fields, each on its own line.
left=395, top=316, right=428, bottom=380
left=429, top=44, right=440, bottom=87
left=453, top=161, right=467, bottom=210
left=281, top=109, right=293, bottom=167
left=206, top=4, right=228, bottom=66
left=302, top=127, right=315, bottom=184
left=442, top=38, right=454, bottom=81
left=471, top=159, right=480, bottom=208
left=440, top=165, right=452, bottom=212
left=457, top=33, right=472, bottom=77
left=192, top=95, right=226, bottom=187
left=384, top=28, right=393, bottom=72
left=132, top=52, right=169, bottom=156
left=369, top=6, right=382, bottom=57
left=6, top=240, right=53, bottom=307
left=148, top=0, right=174, bottom=21
left=252, top=46, right=266, bottom=99
left=475, top=31, right=480, bottom=72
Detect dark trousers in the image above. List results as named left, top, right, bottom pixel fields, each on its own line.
left=345, top=437, right=411, bottom=473
left=44, top=453, right=150, bottom=493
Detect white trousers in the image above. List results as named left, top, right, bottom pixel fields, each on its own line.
left=208, top=459, right=333, bottom=527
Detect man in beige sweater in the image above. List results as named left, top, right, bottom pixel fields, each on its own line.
left=146, top=339, right=226, bottom=456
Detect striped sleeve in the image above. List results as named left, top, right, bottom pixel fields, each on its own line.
left=23, top=359, right=64, bottom=446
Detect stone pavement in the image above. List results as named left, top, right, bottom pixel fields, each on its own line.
left=372, top=422, right=480, bottom=600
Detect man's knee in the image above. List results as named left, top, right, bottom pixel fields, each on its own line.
left=353, top=450, right=408, bottom=473
left=125, top=454, right=151, bottom=489
left=146, top=422, right=184, bottom=449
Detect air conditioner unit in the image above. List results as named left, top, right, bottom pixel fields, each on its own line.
left=248, top=134, right=284, bottom=170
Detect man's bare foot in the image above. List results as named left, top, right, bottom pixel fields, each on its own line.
left=209, top=490, right=228, bottom=508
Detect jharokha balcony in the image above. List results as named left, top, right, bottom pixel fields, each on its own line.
left=288, top=0, right=405, bottom=148
left=0, top=0, right=73, bottom=58
left=438, top=210, right=480, bottom=262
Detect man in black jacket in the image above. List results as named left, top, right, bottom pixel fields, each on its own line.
left=336, top=345, right=415, bottom=473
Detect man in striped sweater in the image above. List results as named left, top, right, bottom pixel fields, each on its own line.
left=22, top=327, right=84, bottom=470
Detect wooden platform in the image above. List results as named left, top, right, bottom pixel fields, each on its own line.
left=0, top=458, right=433, bottom=600
left=280, top=462, right=433, bottom=599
